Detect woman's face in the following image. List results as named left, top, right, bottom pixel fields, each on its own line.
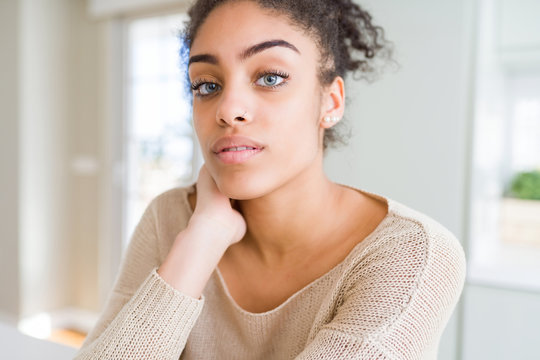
left=189, top=1, right=338, bottom=200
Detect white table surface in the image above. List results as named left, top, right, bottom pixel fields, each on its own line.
left=0, top=322, right=77, bottom=359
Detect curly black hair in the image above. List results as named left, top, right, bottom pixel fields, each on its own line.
left=184, top=0, right=391, bottom=149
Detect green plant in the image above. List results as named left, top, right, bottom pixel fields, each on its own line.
left=509, top=170, right=540, bottom=200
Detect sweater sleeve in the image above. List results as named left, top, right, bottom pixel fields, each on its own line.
left=294, top=220, right=467, bottom=360
left=74, top=194, right=204, bottom=360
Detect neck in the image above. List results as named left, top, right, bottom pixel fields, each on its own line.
left=236, top=160, right=346, bottom=267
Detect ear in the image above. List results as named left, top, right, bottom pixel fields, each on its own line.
left=320, top=76, right=345, bottom=129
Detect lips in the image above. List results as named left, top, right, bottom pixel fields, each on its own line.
left=211, top=136, right=265, bottom=154
left=211, top=136, right=265, bottom=164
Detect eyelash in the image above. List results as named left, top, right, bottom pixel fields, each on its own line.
left=190, top=79, right=212, bottom=92
left=254, top=69, right=290, bottom=88
left=190, top=69, right=290, bottom=98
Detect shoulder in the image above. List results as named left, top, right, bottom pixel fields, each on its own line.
left=380, top=199, right=467, bottom=279
left=350, top=196, right=467, bottom=292
left=348, top=190, right=466, bottom=276
left=329, top=194, right=466, bottom=334
left=324, top=197, right=466, bottom=360
left=344, top=185, right=464, bottom=261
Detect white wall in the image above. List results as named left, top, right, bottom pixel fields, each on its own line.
left=65, top=0, right=103, bottom=313
left=88, top=0, right=185, bottom=17
left=462, top=284, right=540, bottom=360
left=0, top=0, right=21, bottom=324
left=0, top=0, right=103, bottom=322
left=326, top=0, right=474, bottom=233
left=325, top=1, right=476, bottom=359
left=19, top=0, right=72, bottom=317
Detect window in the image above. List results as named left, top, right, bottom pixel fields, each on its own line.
left=468, top=0, right=540, bottom=290
left=506, top=74, right=540, bottom=176
left=124, top=13, right=201, bottom=249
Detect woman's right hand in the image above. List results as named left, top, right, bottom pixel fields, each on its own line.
left=187, top=165, right=247, bottom=248
left=158, top=165, right=246, bottom=298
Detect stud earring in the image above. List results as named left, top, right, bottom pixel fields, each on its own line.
left=324, top=116, right=340, bottom=124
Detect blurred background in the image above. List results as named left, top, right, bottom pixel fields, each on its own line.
left=1, top=0, right=539, bottom=359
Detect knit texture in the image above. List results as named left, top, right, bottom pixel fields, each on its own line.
left=74, top=185, right=466, bottom=360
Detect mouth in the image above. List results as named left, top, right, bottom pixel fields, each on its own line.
left=219, top=146, right=260, bottom=153
left=211, top=136, right=265, bottom=165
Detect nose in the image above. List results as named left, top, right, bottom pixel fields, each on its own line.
left=215, top=87, right=252, bottom=127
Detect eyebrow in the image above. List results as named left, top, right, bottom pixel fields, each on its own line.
left=188, top=54, right=218, bottom=67
left=188, top=39, right=300, bottom=67
left=240, top=39, right=300, bottom=60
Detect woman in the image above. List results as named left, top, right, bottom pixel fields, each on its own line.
left=75, top=0, right=466, bottom=359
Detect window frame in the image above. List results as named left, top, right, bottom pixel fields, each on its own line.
left=467, top=0, right=540, bottom=293
left=98, top=3, right=197, bottom=309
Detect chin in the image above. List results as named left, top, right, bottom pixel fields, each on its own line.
left=212, top=169, right=274, bottom=200
left=216, top=179, right=268, bottom=200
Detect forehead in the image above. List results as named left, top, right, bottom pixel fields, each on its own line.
left=190, top=1, right=319, bottom=63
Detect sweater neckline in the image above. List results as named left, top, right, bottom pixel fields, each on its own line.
left=189, top=185, right=395, bottom=317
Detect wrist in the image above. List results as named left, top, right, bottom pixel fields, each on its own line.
left=186, top=214, right=238, bottom=247
left=158, top=226, right=228, bottom=298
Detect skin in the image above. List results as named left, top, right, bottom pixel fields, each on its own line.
left=158, top=1, right=387, bottom=308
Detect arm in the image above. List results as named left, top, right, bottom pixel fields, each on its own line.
left=73, top=194, right=208, bottom=360
left=74, top=167, right=246, bottom=359
left=157, top=165, right=246, bottom=298
left=294, top=224, right=466, bottom=360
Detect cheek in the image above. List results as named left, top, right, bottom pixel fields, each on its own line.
left=192, top=103, right=214, bottom=144
left=268, top=88, right=321, bottom=149
left=255, top=106, right=320, bottom=181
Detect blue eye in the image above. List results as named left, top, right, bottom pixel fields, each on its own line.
left=192, top=82, right=220, bottom=96
left=256, top=73, right=287, bottom=87
left=199, top=83, right=220, bottom=95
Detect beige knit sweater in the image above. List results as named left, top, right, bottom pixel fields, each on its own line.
left=74, top=185, right=466, bottom=360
